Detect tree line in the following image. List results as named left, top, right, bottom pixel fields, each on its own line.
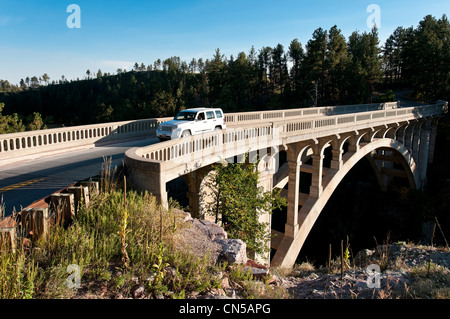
left=0, top=14, right=448, bottom=132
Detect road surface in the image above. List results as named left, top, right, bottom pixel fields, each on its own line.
left=0, top=137, right=159, bottom=217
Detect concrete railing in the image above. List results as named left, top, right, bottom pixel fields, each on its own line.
left=0, top=101, right=438, bottom=162
left=0, top=118, right=169, bottom=161
left=223, top=102, right=399, bottom=125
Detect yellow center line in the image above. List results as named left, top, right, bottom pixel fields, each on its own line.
left=0, top=178, right=46, bottom=193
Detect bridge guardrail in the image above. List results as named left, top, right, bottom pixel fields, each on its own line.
left=0, top=118, right=168, bottom=161
left=223, top=102, right=398, bottom=125
left=0, top=101, right=443, bottom=162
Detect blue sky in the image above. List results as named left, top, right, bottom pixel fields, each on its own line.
left=1, top=0, right=448, bottom=85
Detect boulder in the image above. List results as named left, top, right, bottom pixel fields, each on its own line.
left=215, top=239, right=248, bottom=264
left=191, top=218, right=227, bottom=241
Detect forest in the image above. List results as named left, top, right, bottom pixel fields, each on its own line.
left=0, top=14, right=449, bottom=132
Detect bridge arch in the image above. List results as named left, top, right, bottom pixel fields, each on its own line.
left=271, top=137, right=419, bottom=269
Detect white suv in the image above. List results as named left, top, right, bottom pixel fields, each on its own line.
left=156, top=108, right=226, bottom=140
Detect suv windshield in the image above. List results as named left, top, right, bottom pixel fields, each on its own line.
left=174, top=111, right=197, bottom=121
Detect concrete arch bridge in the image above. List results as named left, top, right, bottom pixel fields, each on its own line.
left=125, top=101, right=448, bottom=268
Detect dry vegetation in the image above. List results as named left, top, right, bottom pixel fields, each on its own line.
left=0, top=174, right=289, bottom=299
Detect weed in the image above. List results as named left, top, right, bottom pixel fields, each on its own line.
left=117, top=206, right=130, bottom=270
left=151, top=244, right=170, bottom=287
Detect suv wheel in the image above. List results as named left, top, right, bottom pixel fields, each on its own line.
left=181, top=130, right=191, bottom=138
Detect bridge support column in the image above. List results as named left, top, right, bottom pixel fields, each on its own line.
left=309, top=154, right=324, bottom=198
left=330, top=149, right=343, bottom=170
left=428, top=120, right=439, bottom=164
left=395, top=123, right=408, bottom=145
left=418, top=123, right=431, bottom=189
left=404, top=123, right=416, bottom=152
left=380, top=150, right=394, bottom=190
left=412, top=122, right=424, bottom=163
left=256, top=166, right=275, bottom=266
left=285, top=160, right=301, bottom=238
left=185, top=190, right=201, bottom=218
left=348, top=135, right=359, bottom=153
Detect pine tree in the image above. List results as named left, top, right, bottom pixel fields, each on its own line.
left=0, top=103, right=25, bottom=134
left=205, top=49, right=227, bottom=107
left=303, top=27, right=328, bottom=106
left=347, top=27, right=382, bottom=103
left=383, top=26, right=408, bottom=87
left=402, top=14, right=450, bottom=99
left=42, top=73, right=50, bottom=86
left=270, top=44, right=289, bottom=96
left=288, top=39, right=305, bottom=105
left=325, top=25, right=348, bottom=104
left=26, top=112, right=46, bottom=131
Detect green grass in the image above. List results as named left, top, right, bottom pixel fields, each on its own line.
left=0, top=178, right=223, bottom=299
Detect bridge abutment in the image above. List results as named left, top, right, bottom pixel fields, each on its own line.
left=285, top=159, right=301, bottom=238
left=124, top=147, right=169, bottom=206
left=183, top=166, right=215, bottom=219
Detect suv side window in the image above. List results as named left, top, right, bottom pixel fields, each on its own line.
left=215, top=110, right=223, bottom=118
left=197, top=112, right=205, bottom=120
left=206, top=111, right=215, bottom=120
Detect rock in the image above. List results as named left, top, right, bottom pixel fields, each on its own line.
left=249, top=267, right=270, bottom=278
left=132, top=285, right=145, bottom=299
left=191, top=219, right=227, bottom=241
left=174, top=217, right=223, bottom=266
left=354, top=248, right=375, bottom=266
left=164, top=266, right=177, bottom=280
left=100, top=284, right=108, bottom=297
left=267, top=275, right=280, bottom=286
left=146, top=274, right=155, bottom=283
left=244, top=259, right=270, bottom=279
left=188, top=291, right=200, bottom=299
left=210, top=288, right=226, bottom=296
left=215, top=239, right=248, bottom=264
left=220, top=277, right=231, bottom=290
left=153, top=293, right=165, bottom=299
left=182, top=212, right=193, bottom=222
left=230, top=280, right=243, bottom=291
left=306, top=273, right=319, bottom=280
